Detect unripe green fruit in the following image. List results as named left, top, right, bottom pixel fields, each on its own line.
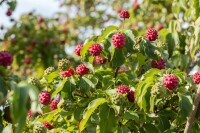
left=111, top=93, right=126, bottom=105
left=57, top=58, right=70, bottom=71
left=63, top=100, right=73, bottom=110
left=44, top=66, right=55, bottom=76
left=28, top=77, right=41, bottom=89
left=33, top=124, right=47, bottom=133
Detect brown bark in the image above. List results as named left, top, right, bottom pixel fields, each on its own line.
left=184, top=85, right=200, bottom=133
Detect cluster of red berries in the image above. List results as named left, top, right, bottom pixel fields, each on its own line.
left=76, top=64, right=89, bottom=76
left=146, top=28, right=158, bottom=41
left=50, top=99, right=59, bottom=110
left=74, top=44, right=83, bottom=56
left=39, top=91, right=51, bottom=105
left=6, top=10, right=12, bottom=16
left=151, top=58, right=166, bottom=69
left=27, top=110, right=40, bottom=119
left=117, top=85, right=130, bottom=94
left=89, top=44, right=102, bottom=56
left=120, top=10, right=130, bottom=18
left=193, top=72, right=200, bottom=84
left=61, top=67, right=75, bottom=77
left=42, top=122, right=54, bottom=130
left=163, top=74, right=179, bottom=90
left=0, top=51, right=13, bottom=67
left=95, top=56, right=107, bottom=64
left=38, top=91, right=59, bottom=111
left=116, top=85, right=135, bottom=102
left=112, top=33, right=126, bottom=48
left=25, top=57, right=32, bottom=64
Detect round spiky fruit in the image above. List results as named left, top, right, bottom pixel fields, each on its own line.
left=74, top=44, right=83, bottom=56
left=116, top=8, right=122, bottom=13
left=156, top=23, right=163, bottom=31
left=26, top=46, right=32, bottom=52
left=89, top=44, right=102, bottom=56
left=111, top=93, right=126, bottom=105
left=0, top=51, right=13, bottom=67
left=146, top=28, right=158, bottom=41
left=147, top=22, right=153, bottom=29
left=193, top=72, right=200, bottom=84
left=63, top=100, right=73, bottom=110
left=42, top=122, right=54, bottom=130
left=163, top=74, right=178, bottom=90
left=112, top=33, right=126, bottom=48
left=27, top=110, right=32, bottom=119
left=39, top=91, right=51, bottom=105
left=76, top=64, right=89, bottom=76
left=25, top=57, right=32, bottom=64
left=117, top=67, right=129, bottom=73
left=61, top=67, right=75, bottom=78
left=116, top=85, right=130, bottom=94
left=33, top=124, right=47, bottom=133
left=27, top=110, right=40, bottom=119
left=28, top=77, right=41, bottom=89
left=132, top=1, right=140, bottom=9
left=127, top=90, right=135, bottom=102
left=198, top=115, right=200, bottom=121
left=151, top=58, right=166, bottom=69
left=50, top=99, right=59, bottom=111
left=37, top=16, right=44, bottom=23
left=32, top=39, right=37, bottom=46
left=11, top=38, right=17, bottom=44
left=95, top=56, right=107, bottom=64
left=43, top=39, right=49, bottom=46
left=44, top=67, right=55, bottom=76
left=6, top=10, right=12, bottom=16
left=120, top=10, right=130, bottom=18
left=58, top=58, right=70, bottom=71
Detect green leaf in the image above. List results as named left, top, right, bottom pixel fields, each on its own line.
left=61, top=78, right=76, bottom=100
left=0, top=76, right=8, bottom=98
left=99, top=104, right=116, bottom=133
left=52, top=79, right=67, bottom=98
left=123, top=111, right=139, bottom=120
left=97, top=26, right=118, bottom=43
left=10, top=82, right=32, bottom=133
left=142, top=68, right=161, bottom=79
left=179, top=93, right=193, bottom=119
left=115, top=127, right=131, bottom=133
left=193, top=0, right=199, bottom=20
left=135, top=78, right=154, bottom=112
left=158, top=115, right=170, bottom=132
left=79, top=98, right=107, bottom=132
left=169, top=20, right=181, bottom=33
left=190, top=17, right=200, bottom=58
left=166, top=33, right=175, bottom=58
left=110, top=48, right=125, bottom=68
left=102, top=75, right=115, bottom=90
left=82, top=75, right=98, bottom=89
left=145, top=42, right=158, bottom=60
left=123, top=30, right=135, bottom=53
left=44, top=70, right=59, bottom=83
left=7, top=1, right=17, bottom=11
left=0, top=66, right=8, bottom=77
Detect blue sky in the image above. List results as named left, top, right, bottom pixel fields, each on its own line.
left=0, top=0, right=63, bottom=27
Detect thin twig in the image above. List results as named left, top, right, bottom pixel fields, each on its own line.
left=184, top=85, right=200, bottom=133
left=114, top=67, right=120, bottom=78
left=0, top=0, right=6, bottom=5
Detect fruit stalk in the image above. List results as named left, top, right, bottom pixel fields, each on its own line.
left=184, top=85, right=200, bottom=133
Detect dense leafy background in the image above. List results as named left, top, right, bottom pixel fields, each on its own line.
left=1, top=0, right=200, bottom=132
